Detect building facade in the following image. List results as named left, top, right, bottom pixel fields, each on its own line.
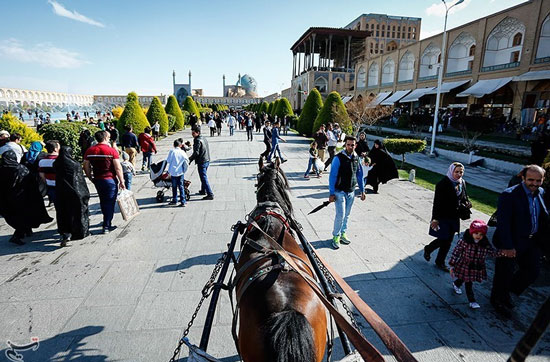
left=0, top=88, right=93, bottom=108
left=195, top=96, right=260, bottom=106
left=354, top=0, right=550, bottom=125
left=93, top=94, right=168, bottom=108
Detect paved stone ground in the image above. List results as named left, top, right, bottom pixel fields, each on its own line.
left=0, top=127, right=548, bottom=362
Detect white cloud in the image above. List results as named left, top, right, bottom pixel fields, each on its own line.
left=426, top=0, right=472, bottom=17
left=48, top=0, right=105, bottom=27
left=0, top=39, right=90, bottom=69
left=420, top=29, right=441, bottom=40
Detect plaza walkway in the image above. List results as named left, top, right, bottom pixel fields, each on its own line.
left=0, top=126, right=548, bottom=361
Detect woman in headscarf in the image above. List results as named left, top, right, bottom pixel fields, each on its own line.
left=355, top=132, right=370, bottom=157
left=0, top=150, right=53, bottom=245
left=54, top=146, right=90, bottom=246
left=366, top=139, right=398, bottom=193
left=424, top=162, right=468, bottom=272
left=22, top=141, right=44, bottom=173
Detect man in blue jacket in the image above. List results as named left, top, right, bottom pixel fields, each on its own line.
left=491, top=165, right=548, bottom=317
left=328, top=136, right=366, bottom=249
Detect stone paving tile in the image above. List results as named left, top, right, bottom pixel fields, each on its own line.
left=61, top=305, right=135, bottom=335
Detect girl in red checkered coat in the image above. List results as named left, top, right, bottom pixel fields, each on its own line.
left=449, top=219, right=505, bottom=309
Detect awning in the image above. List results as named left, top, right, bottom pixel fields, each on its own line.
left=341, top=96, right=353, bottom=104
left=380, top=90, right=410, bottom=106
left=456, top=77, right=513, bottom=98
left=399, top=87, right=435, bottom=103
left=513, top=70, right=550, bottom=82
left=426, top=80, right=470, bottom=94
left=367, top=91, right=391, bottom=107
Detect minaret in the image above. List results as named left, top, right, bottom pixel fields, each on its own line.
left=188, top=70, right=192, bottom=97
left=223, top=74, right=226, bottom=97
left=172, top=70, right=176, bottom=95
left=237, top=73, right=241, bottom=87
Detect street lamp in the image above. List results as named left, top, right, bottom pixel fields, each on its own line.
left=430, top=0, right=464, bottom=155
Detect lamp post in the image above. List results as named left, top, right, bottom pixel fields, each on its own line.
left=430, top=0, right=464, bottom=155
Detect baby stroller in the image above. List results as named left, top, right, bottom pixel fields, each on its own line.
left=150, top=160, right=191, bottom=202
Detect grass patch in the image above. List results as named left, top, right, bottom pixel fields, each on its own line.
left=398, top=163, right=498, bottom=216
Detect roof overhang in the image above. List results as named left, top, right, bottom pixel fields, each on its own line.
left=290, top=27, right=370, bottom=52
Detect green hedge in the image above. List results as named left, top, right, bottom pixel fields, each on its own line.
left=313, top=91, right=352, bottom=135
left=182, top=96, right=200, bottom=119
left=275, top=97, right=294, bottom=119
left=117, top=92, right=150, bottom=135
left=146, top=96, right=169, bottom=135
left=0, top=113, right=42, bottom=148
left=384, top=138, right=426, bottom=168
left=165, top=95, right=185, bottom=130
left=298, top=88, right=323, bottom=136
left=39, top=122, right=101, bottom=161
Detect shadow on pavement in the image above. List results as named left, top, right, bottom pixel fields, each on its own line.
left=156, top=253, right=223, bottom=273
left=0, top=229, right=60, bottom=256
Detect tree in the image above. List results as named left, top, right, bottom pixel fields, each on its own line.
left=313, top=91, right=353, bottom=135
left=271, top=99, right=281, bottom=116
left=165, top=95, right=185, bottom=130
left=384, top=138, right=426, bottom=168
left=298, top=88, right=323, bottom=136
left=267, top=101, right=275, bottom=115
left=146, top=97, right=169, bottom=135
left=111, top=106, right=124, bottom=119
left=182, top=96, right=200, bottom=119
left=0, top=113, right=42, bottom=148
left=259, top=101, right=269, bottom=113
left=118, top=92, right=150, bottom=135
left=275, top=98, right=294, bottom=119
left=345, top=95, right=393, bottom=135
left=451, top=115, right=498, bottom=153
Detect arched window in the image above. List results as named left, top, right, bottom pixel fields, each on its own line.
left=382, top=25, right=385, bottom=30
left=367, top=62, right=379, bottom=87
left=381, top=57, right=395, bottom=85
left=447, top=32, right=476, bottom=73
left=398, top=51, right=415, bottom=82
left=357, top=66, right=367, bottom=88
left=536, top=15, right=550, bottom=60
left=419, top=43, right=441, bottom=78
left=483, top=17, right=525, bottom=67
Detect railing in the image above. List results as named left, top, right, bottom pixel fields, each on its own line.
left=397, top=79, right=413, bottom=84
left=535, top=57, right=550, bottom=64
left=481, top=62, right=520, bottom=72
left=445, top=69, right=472, bottom=77
left=418, top=75, right=438, bottom=81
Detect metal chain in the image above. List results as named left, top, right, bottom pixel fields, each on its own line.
left=169, top=252, right=227, bottom=362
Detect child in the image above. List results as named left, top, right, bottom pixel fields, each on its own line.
left=304, top=141, right=321, bottom=179
left=121, top=151, right=136, bottom=190
left=449, top=219, right=511, bottom=309
left=361, top=156, right=374, bottom=191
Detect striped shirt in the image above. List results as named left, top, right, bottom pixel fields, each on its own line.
left=38, top=154, right=58, bottom=186
left=84, top=143, right=119, bottom=180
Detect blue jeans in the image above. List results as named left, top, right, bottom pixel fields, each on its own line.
left=333, top=190, right=355, bottom=237
left=229, top=126, right=234, bottom=136
left=171, top=175, right=185, bottom=203
left=304, top=158, right=319, bottom=176
left=93, top=178, right=117, bottom=228
left=124, top=172, right=133, bottom=190
left=197, top=162, right=213, bottom=196
left=267, top=143, right=284, bottom=162
left=142, top=151, right=152, bottom=169
left=47, top=186, right=56, bottom=205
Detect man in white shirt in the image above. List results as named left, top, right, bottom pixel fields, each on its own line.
left=227, top=113, right=237, bottom=136
left=165, top=138, right=189, bottom=207
left=323, top=124, right=338, bottom=171
left=0, top=133, right=27, bottom=162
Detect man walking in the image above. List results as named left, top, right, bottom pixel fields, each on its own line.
left=138, top=126, right=157, bottom=171
left=246, top=114, right=254, bottom=141
left=189, top=125, right=214, bottom=200
left=314, top=124, right=328, bottom=162
left=83, top=131, right=125, bottom=234
left=165, top=139, right=189, bottom=207
left=491, top=165, right=548, bottom=317
left=261, top=121, right=272, bottom=159
left=328, top=136, right=365, bottom=249
left=121, top=125, right=139, bottom=166
left=227, top=112, right=237, bottom=136
left=324, top=123, right=338, bottom=171
left=267, top=121, right=287, bottom=163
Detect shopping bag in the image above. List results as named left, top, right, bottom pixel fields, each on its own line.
left=117, top=189, right=139, bottom=221
left=314, top=158, right=324, bottom=171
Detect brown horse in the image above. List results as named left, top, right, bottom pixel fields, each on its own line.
left=235, top=159, right=327, bottom=362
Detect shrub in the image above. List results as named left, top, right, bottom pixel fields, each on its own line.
left=275, top=98, right=294, bottom=119
left=267, top=101, right=275, bottom=115
left=117, top=92, right=150, bottom=135
left=271, top=99, right=281, bottom=116
left=0, top=113, right=42, bottom=148
left=112, top=106, right=124, bottom=119
left=259, top=101, right=269, bottom=113
left=451, top=115, right=498, bottom=153
left=167, top=114, right=176, bottom=131
left=146, top=97, right=169, bottom=135
left=298, top=88, right=323, bottom=136
left=384, top=138, right=426, bottom=168
left=287, top=115, right=299, bottom=129
left=182, top=96, right=200, bottom=119
left=313, top=91, right=352, bottom=135
left=39, top=122, right=101, bottom=161
left=165, top=95, right=185, bottom=130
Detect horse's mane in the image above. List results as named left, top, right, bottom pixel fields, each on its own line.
left=256, top=161, right=293, bottom=218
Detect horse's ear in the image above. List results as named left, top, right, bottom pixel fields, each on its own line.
left=258, top=157, right=264, bottom=171
left=274, top=157, right=281, bottom=169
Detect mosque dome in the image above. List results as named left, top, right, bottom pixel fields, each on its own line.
left=239, top=74, right=258, bottom=96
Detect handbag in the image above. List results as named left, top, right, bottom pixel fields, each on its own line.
left=457, top=187, right=472, bottom=220
left=116, top=189, right=140, bottom=221
left=488, top=210, right=497, bottom=227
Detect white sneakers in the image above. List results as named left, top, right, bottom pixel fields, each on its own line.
left=469, top=302, right=481, bottom=309
left=452, top=282, right=463, bottom=295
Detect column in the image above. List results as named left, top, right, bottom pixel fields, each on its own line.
left=311, top=34, right=316, bottom=69
left=298, top=48, right=301, bottom=75
left=292, top=52, right=296, bottom=78
left=347, top=35, right=352, bottom=70
left=328, top=35, right=333, bottom=70
left=325, top=38, right=329, bottom=68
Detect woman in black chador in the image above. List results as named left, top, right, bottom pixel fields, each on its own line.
left=366, top=139, right=398, bottom=193
left=0, top=150, right=53, bottom=245
left=54, top=146, right=90, bottom=246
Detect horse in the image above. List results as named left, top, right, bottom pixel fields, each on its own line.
left=234, top=158, right=327, bottom=362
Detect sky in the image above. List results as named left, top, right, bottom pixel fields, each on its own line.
left=0, top=0, right=528, bottom=98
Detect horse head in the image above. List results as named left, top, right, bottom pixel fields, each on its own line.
left=256, top=157, right=293, bottom=218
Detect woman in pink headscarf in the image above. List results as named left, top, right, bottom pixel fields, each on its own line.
left=423, top=162, right=470, bottom=272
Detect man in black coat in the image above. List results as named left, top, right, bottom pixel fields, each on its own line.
left=189, top=125, right=214, bottom=200
left=260, top=121, right=272, bottom=159
left=491, top=165, right=548, bottom=317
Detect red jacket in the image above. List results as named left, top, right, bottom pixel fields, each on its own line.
left=138, top=133, right=157, bottom=153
